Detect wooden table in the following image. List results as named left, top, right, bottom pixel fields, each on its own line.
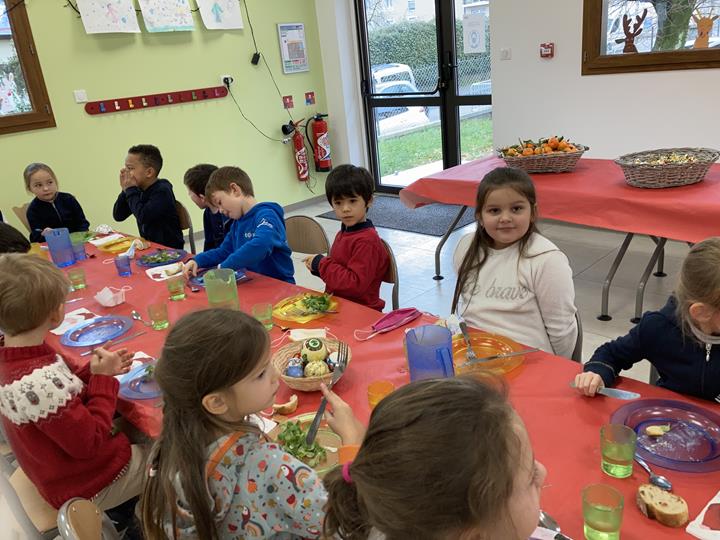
left=400, top=157, right=720, bottom=321
left=48, top=242, right=720, bottom=539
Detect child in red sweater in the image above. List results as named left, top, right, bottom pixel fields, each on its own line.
left=0, top=254, right=142, bottom=512
left=304, top=164, right=389, bottom=311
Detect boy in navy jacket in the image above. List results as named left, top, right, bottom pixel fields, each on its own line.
left=304, top=164, right=389, bottom=311
left=183, top=163, right=232, bottom=251
left=183, top=166, right=294, bottom=283
left=112, top=145, right=183, bottom=250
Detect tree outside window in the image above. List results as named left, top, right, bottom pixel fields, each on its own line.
left=0, top=0, right=55, bottom=135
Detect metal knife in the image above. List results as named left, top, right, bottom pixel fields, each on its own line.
left=461, top=347, right=540, bottom=368
left=80, top=331, right=147, bottom=357
left=569, top=382, right=640, bottom=400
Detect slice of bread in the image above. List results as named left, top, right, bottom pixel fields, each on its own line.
left=636, top=483, right=689, bottom=528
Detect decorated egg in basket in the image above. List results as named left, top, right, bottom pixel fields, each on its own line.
left=301, top=338, right=328, bottom=363
left=304, top=360, right=329, bottom=377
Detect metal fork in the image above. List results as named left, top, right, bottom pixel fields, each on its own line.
left=458, top=321, right=479, bottom=363
left=305, top=341, right=348, bottom=445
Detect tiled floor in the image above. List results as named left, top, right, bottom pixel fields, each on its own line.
left=287, top=196, right=691, bottom=385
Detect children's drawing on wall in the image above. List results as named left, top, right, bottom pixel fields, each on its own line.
left=76, top=0, right=140, bottom=34
left=138, top=0, right=194, bottom=32
left=197, top=0, right=244, bottom=30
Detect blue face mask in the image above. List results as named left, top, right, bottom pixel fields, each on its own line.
left=354, top=307, right=422, bottom=341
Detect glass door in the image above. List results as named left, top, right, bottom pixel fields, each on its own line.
left=356, top=0, right=492, bottom=191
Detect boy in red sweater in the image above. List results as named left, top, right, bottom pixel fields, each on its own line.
left=0, top=254, right=143, bottom=512
left=304, top=164, right=389, bottom=311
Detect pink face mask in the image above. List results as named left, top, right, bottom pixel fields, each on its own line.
left=354, top=307, right=422, bottom=341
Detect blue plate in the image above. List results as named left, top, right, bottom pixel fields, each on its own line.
left=119, top=362, right=162, bottom=400
left=60, top=316, right=133, bottom=347
left=189, top=268, right=251, bottom=288
left=135, top=249, right=187, bottom=268
left=610, top=398, right=720, bottom=472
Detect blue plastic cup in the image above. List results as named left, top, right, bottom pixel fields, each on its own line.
left=44, top=228, right=75, bottom=268
left=71, top=242, right=86, bottom=261
left=114, top=255, right=132, bottom=277
left=405, top=325, right=455, bottom=382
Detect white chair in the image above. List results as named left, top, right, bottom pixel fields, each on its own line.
left=285, top=215, right=331, bottom=255
left=380, top=239, right=399, bottom=311
left=57, top=498, right=121, bottom=540
left=571, top=311, right=583, bottom=363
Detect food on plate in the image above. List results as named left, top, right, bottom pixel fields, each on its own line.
left=277, top=421, right=327, bottom=467
left=304, top=360, right=329, bottom=377
left=301, top=338, right=328, bottom=363
left=636, top=484, right=689, bottom=528
left=499, top=136, right=581, bottom=158
left=631, top=152, right=699, bottom=166
left=645, top=424, right=671, bottom=437
left=140, top=250, right=182, bottom=265
left=300, top=293, right=332, bottom=314
left=273, top=394, right=299, bottom=415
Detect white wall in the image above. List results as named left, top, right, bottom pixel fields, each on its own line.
left=315, top=0, right=368, bottom=168
left=490, top=0, right=720, bottom=158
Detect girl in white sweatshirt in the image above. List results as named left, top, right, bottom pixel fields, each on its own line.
left=451, top=167, right=578, bottom=358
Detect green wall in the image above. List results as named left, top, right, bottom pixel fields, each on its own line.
left=2, top=1, right=326, bottom=238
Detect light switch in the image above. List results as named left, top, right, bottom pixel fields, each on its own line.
left=73, top=89, right=88, bottom=103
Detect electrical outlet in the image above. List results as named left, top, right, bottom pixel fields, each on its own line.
left=221, top=75, right=234, bottom=88
left=500, top=48, right=512, bottom=61
left=73, top=89, right=88, bottom=103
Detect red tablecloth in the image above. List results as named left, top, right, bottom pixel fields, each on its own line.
left=400, top=157, right=720, bottom=243
left=48, top=243, right=720, bottom=539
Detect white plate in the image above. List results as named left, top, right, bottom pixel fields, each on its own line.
left=145, top=262, right=184, bottom=282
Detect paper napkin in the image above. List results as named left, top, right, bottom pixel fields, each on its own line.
left=688, top=490, right=720, bottom=539
left=51, top=308, right=99, bottom=335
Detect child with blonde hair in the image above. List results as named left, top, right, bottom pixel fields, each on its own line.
left=452, top=167, right=577, bottom=357
left=323, top=376, right=547, bottom=540
left=23, top=162, right=89, bottom=243
left=575, top=236, right=720, bottom=402
left=0, top=255, right=142, bottom=516
left=141, top=309, right=363, bottom=539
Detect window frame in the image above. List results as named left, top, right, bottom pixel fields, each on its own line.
left=582, top=0, right=720, bottom=75
left=0, top=0, right=55, bottom=135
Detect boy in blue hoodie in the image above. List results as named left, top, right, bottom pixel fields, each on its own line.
left=112, top=144, right=184, bottom=250
left=183, top=166, right=295, bottom=284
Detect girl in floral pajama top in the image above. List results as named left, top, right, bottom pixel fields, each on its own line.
left=140, top=309, right=363, bottom=540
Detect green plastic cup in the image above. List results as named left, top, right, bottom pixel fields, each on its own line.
left=147, top=301, right=169, bottom=330
left=166, top=275, right=186, bottom=301
left=204, top=268, right=239, bottom=310
left=582, top=484, right=624, bottom=540
left=67, top=268, right=86, bottom=290
left=251, top=302, right=273, bottom=330
left=600, top=424, right=636, bottom=479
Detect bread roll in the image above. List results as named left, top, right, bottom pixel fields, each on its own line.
left=636, top=484, right=688, bottom=528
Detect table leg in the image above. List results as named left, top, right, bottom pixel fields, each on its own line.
left=434, top=205, right=469, bottom=280
left=650, top=236, right=667, bottom=277
left=631, top=237, right=667, bottom=324
left=598, top=233, right=634, bottom=321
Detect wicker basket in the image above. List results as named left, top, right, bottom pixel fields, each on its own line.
left=272, top=339, right=351, bottom=392
left=499, top=144, right=588, bottom=173
left=615, top=147, right=720, bottom=189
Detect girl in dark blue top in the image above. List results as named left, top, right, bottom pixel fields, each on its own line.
left=24, top=163, right=89, bottom=243
left=575, top=237, right=720, bottom=402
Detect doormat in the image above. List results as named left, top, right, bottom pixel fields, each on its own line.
left=317, top=195, right=475, bottom=237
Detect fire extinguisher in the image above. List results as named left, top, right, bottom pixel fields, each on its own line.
left=284, top=119, right=309, bottom=181
left=306, top=113, right=332, bottom=172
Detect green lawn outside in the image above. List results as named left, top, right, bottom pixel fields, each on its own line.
left=378, top=115, right=494, bottom=177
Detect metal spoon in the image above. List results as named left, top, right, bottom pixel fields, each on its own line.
left=538, top=510, right=572, bottom=540
left=635, top=454, right=673, bottom=491
left=130, top=310, right=152, bottom=327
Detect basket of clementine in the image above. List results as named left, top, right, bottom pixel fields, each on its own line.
left=498, top=136, right=588, bottom=173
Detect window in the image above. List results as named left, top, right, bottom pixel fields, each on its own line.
left=582, top=0, right=720, bottom=75
left=384, top=0, right=392, bottom=7
left=408, top=0, right=415, bottom=12
left=0, top=0, right=55, bottom=135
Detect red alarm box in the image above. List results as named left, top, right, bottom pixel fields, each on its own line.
left=540, top=42, right=555, bottom=58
